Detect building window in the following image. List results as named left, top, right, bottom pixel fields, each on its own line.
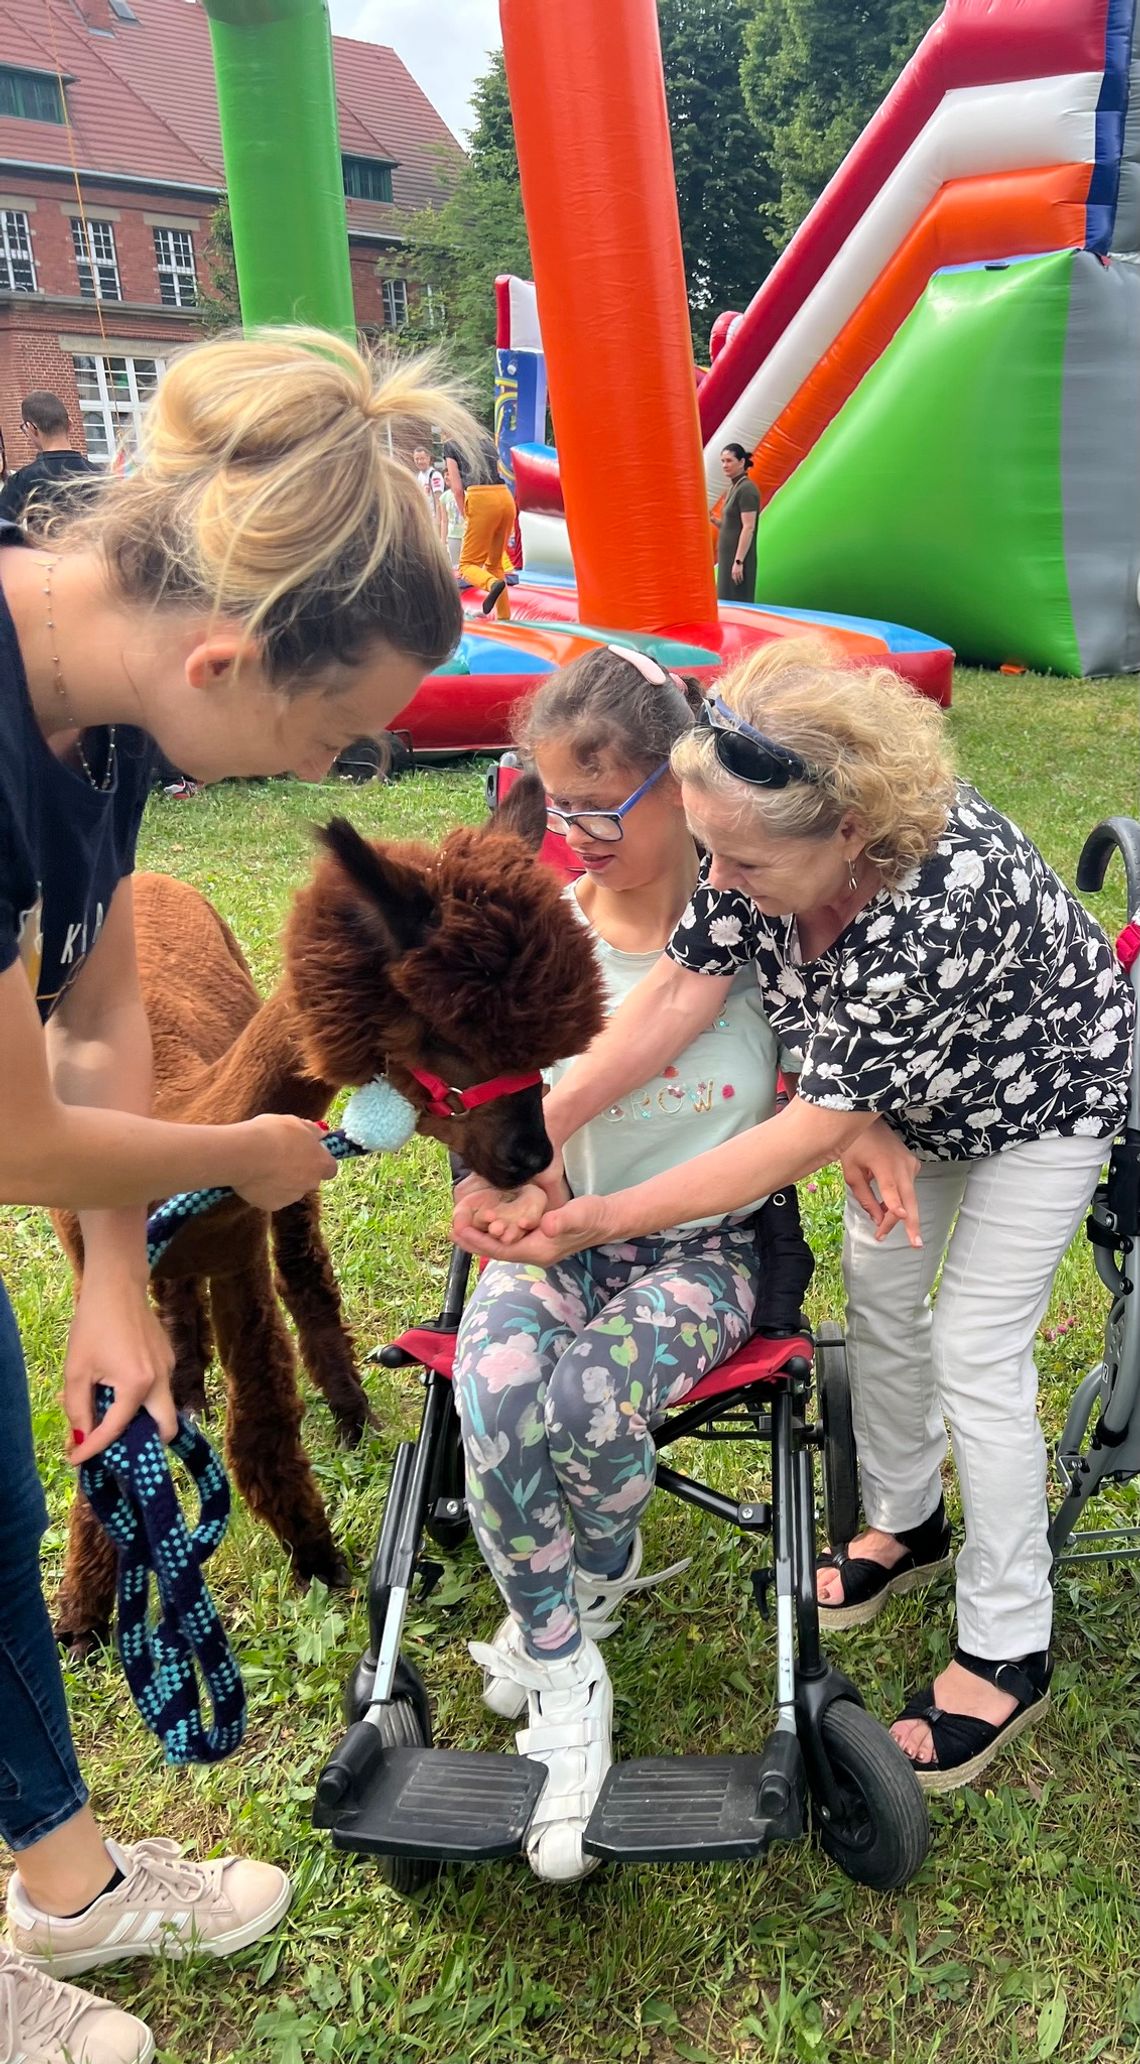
left=72, top=352, right=162, bottom=464
left=381, top=277, right=408, bottom=328
left=343, top=155, right=394, bottom=204
left=153, top=226, right=197, bottom=308
left=0, top=66, right=65, bottom=124
left=72, top=219, right=121, bottom=301
left=0, top=210, right=36, bottom=293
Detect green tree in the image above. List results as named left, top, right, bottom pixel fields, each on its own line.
left=393, top=7, right=786, bottom=409
left=198, top=197, right=241, bottom=333
left=391, top=54, right=529, bottom=422
left=659, top=0, right=780, bottom=344
left=742, top=0, right=942, bottom=249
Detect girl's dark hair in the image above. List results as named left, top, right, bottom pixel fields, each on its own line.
left=513, top=645, right=703, bottom=778
left=722, top=441, right=753, bottom=466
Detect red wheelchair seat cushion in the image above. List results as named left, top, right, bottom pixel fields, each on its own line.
left=389, top=1325, right=812, bottom=1403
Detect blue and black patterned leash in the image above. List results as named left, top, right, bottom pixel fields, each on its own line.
left=79, top=1388, right=244, bottom=1763
left=80, top=1080, right=417, bottom=1764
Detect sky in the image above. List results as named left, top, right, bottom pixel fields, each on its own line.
left=328, top=0, right=502, bottom=143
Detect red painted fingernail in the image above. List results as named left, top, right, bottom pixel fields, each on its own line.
left=314, top=1120, right=330, bottom=1134
left=71, top=1428, right=85, bottom=1448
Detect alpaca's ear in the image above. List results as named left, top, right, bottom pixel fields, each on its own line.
left=489, top=769, right=547, bottom=853
left=315, top=817, right=438, bottom=958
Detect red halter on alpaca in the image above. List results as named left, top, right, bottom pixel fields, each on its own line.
left=408, top=1066, right=542, bottom=1119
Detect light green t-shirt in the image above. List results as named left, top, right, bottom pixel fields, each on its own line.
left=546, top=890, right=785, bottom=1236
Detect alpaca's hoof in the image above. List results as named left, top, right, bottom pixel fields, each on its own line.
left=331, top=1401, right=379, bottom=1450
left=55, top=1619, right=112, bottom=1664
left=294, top=1543, right=353, bottom=1592
left=172, top=1383, right=209, bottom=1420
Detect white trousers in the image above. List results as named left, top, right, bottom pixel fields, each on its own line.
left=841, top=1131, right=1110, bottom=1658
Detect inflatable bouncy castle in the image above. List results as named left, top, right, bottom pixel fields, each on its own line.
left=200, top=0, right=960, bottom=749
left=518, top=0, right=1140, bottom=678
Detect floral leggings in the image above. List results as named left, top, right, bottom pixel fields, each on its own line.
left=453, top=1227, right=759, bottom=1654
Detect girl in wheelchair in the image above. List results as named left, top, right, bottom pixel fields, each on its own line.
left=453, top=649, right=888, bottom=1883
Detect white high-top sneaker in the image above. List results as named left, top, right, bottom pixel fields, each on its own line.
left=466, top=1636, right=613, bottom=1882
left=477, top=1532, right=690, bottom=1720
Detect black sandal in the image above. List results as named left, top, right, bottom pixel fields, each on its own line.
left=817, top=1500, right=952, bottom=1629
left=895, top=1647, right=1053, bottom=1794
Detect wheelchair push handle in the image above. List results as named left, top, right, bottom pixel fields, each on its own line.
left=1077, top=817, right=1140, bottom=916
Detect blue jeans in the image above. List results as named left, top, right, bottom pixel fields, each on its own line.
left=0, top=1276, right=88, bottom=1850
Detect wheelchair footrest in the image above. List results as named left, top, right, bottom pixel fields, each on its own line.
left=585, top=1740, right=804, bottom=1863
left=319, top=1747, right=547, bottom=1862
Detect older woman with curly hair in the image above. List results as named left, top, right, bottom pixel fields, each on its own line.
left=456, top=639, right=1135, bottom=1794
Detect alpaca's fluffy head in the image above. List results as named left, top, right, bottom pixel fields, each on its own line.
left=284, top=774, right=605, bottom=1188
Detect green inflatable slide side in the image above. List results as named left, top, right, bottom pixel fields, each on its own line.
left=757, top=253, right=1083, bottom=676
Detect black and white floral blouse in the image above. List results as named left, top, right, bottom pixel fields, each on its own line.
left=666, top=784, right=1134, bottom=1161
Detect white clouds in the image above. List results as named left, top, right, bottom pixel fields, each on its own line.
left=329, top=0, right=502, bottom=141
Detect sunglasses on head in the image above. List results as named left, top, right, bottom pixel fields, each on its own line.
left=698, top=694, right=818, bottom=789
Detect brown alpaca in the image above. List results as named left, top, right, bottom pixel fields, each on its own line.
left=54, top=776, right=604, bottom=1653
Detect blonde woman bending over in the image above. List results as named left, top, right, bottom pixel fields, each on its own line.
left=0, top=329, right=479, bottom=2064
left=456, top=639, right=1133, bottom=1798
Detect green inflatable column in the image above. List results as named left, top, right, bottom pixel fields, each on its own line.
left=202, top=0, right=356, bottom=338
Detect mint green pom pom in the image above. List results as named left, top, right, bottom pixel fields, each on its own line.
left=342, top=1077, right=417, bottom=1153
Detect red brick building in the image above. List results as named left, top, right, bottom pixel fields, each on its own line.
left=0, top=0, right=459, bottom=466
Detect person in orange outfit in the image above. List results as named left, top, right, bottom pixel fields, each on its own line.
left=444, top=435, right=517, bottom=618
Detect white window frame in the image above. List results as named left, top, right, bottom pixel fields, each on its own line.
left=72, top=217, right=121, bottom=302
left=0, top=209, right=36, bottom=292
left=152, top=225, right=196, bottom=308
left=381, top=277, right=408, bottom=328
left=71, top=351, right=164, bottom=465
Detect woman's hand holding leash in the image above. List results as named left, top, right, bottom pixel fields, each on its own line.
left=232, top=1113, right=338, bottom=1212
left=64, top=1271, right=178, bottom=1461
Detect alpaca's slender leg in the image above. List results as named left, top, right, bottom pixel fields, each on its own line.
left=55, top=1491, right=117, bottom=1661
left=271, top=1195, right=375, bottom=1446
left=154, top=1275, right=213, bottom=1418
left=209, top=1249, right=350, bottom=1590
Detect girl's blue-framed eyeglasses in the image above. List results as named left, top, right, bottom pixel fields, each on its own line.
left=545, top=760, right=669, bottom=844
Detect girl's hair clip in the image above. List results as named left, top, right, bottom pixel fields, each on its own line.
left=606, top=643, right=681, bottom=693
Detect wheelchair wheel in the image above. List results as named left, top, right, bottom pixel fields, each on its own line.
left=816, top=1322, right=860, bottom=1546
left=372, top=1695, right=442, bottom=1896
left=812, top=1698, right=929, bottom=1890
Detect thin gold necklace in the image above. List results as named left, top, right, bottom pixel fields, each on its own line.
left=43, top=556, right=116, bottom=791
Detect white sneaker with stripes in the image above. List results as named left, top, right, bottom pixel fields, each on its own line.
left=6, top=1839, right=290, bottom=1980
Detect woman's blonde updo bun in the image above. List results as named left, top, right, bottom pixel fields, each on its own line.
left=57, top=326, right=480, bottom=685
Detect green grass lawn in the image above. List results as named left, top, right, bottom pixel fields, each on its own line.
left=3, top=668, right=1140, bottom=2064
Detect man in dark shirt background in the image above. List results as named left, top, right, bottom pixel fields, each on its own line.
left=0, top=390, right=97, bottom=530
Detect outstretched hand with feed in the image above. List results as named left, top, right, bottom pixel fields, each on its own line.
left=452, top=1151, right=571, bottom=1248
left=454, top=1187, right=619, bottom=1266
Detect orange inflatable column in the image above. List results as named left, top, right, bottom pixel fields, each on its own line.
left=500, top=0, right=716, bottom=632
